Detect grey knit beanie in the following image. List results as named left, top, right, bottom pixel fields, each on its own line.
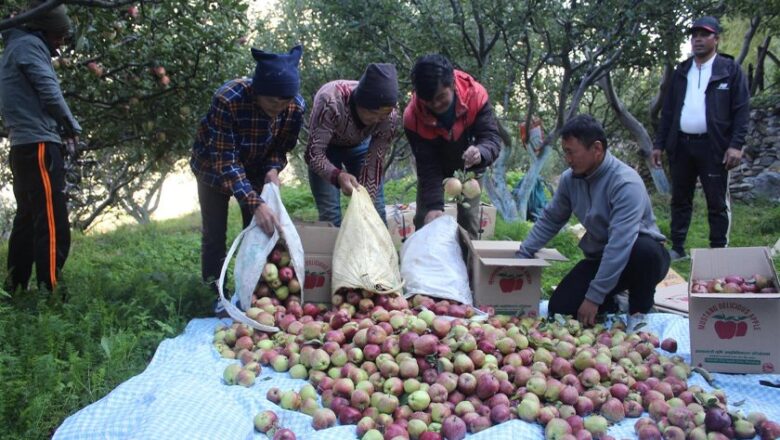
left=25, top=1, right=73, bottom=36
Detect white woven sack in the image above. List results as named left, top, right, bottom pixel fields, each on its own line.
left=401, top=215, right=472, bottom=304
left=401, top=215, right=488, bottom=321
left=218, top=183, right=304, bottom=332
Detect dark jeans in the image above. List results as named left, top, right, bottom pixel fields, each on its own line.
left=669, top=136, right=731, bottom=250
left=197, top=180, right=254, bottom=296
left=548, top=234, right=670, bottom=316
left=5, top=142, right=71, bottom=292
left=307, top=138, right=386, bottom=226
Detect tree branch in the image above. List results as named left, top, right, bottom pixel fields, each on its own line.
left=449, top=0, right=480, bottom=65
left=66, top=0, right=138, bottom=7
left=750, top=35, right=772, bottom=96
left=567, top=47, right=624, bottom=120
left=736, top=15, right=761, bottom=66
left=598, top=71, right=670, bottom=194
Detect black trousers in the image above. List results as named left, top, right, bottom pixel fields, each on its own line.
left=669, top=137, right=730, bottom=250
left=6, top=142, right=71, bottom=292
left=548, top=234, right=670, bottom=316
left=197, top=180, right=255, bottom=296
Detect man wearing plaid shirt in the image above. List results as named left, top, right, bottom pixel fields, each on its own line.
left=190, top=46, right=305, bottom=313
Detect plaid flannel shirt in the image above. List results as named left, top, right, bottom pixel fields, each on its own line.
left=190, top=78, right=305, bottom=210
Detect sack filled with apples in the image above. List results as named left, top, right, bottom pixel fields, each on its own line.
left=400, top=215, right=487, bottom=321
left=218, top=183, right=305, bottom=332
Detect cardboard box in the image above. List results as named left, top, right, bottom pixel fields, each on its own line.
left=460, top=229, right=566, bottom=316
left=444, top=203, right=496, bottom=240
left=295, top=222, right=339, bottom=304
left=386, top=204, right=416, bottom=248
left=476, top=203, right=497, bottom=240
left=443, top=203, right=458, bottom=219
left=653, top=268, right=690, bottom=314
left=654, top=283, right=689, bottom=315
left=688, top=247, right=780, bottom=374
left=386, top=203, right=496, bottom=246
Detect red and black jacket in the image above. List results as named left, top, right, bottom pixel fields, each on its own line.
left=403, top=70, right=501, bottom=211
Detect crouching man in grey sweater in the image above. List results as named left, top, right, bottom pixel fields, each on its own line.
left=516, top=115, right=670, bottom=327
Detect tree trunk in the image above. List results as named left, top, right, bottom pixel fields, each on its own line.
left=736, top=15, right=761, bottom=66
left=512, top=119, right=554, bottom=222
left=599, top=72, right=670, bottom=194
left=750, top=36, right=772, bottom=96
left=512, top=144, right=552, bottom=222
left=649, top=63, right=673, bottom=131
left=485, top=144, right=520, bottom=222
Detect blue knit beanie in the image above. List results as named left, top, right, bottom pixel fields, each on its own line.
left=251, top=45, right=302, bottom=97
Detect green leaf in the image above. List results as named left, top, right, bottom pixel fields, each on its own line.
left=100, top=336, right=111, bottom=358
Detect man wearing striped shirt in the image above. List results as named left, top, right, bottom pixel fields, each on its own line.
left=305, top=63, right=399, bottom=225
left=190, top=46, right=305, bottom=310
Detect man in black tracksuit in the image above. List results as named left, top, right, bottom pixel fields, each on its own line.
left=652, top=16, right=750, bottom=260
left=0, top=4, right=80, bottom=292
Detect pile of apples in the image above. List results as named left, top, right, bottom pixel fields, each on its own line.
left=258, top=241, right=301, bottom=301
left=212, top=292, right=780, bottom=440
left=691, top=274, right=777, bottom=294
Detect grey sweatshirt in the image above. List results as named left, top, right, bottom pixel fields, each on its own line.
left=0, top=28, right=81, bottom=146
left=517, top=152, right=666, bottom=305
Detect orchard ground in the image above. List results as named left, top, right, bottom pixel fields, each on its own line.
left=0, top=177, right=778, bottom=439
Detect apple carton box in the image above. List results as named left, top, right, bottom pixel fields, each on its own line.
left=295, top=222, right=339, bottom=304
left=387, top=203, right=458, bottom=248
left=688, top=247, right=780, bottom=374
left=443, top=203, right=496, bottom=240
left=386, top=204, right=417, bottom=249
left=476, top=203, right=497, bottom=240
left=460, top=229, right=566, bottom=316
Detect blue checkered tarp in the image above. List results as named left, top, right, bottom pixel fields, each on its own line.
left=53, top=302, right=780, bottom=440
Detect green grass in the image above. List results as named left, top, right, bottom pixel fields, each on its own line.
left=651, top=193, right=780, bottom=279
left=0, top=184, right=778, bottom=439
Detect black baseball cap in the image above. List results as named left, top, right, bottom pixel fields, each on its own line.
left=690, top=16, right=721, bottom=35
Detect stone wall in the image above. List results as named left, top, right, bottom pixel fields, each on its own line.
left=729, top=99, right=780, bottom=202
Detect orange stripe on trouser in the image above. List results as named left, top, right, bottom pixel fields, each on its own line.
left=37, top=143, right=57, bottom=288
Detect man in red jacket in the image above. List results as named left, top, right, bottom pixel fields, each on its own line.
left=404, top=54, right=501, bottom=238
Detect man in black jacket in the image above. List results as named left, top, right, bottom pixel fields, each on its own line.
left=652, top=16, right=750, bottom=260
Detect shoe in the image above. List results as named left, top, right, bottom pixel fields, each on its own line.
left=213, top=299, right=230, bottom=319
left=627, top=312, right=649, bottom=333
left=668, top=248, right=688, bottom=261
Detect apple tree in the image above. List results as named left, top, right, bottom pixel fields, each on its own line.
left=259, top=0, right=707, bottom=221
left=1, top=0, right=251, bottom=230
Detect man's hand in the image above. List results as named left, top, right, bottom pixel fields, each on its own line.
left=253, top=202, right=281, bottom=236
left=723, top=147, right=742, bottom=170
left=577, top=298, right=600, bottom=327
left=424, top=210, right=444, bottom=224
left=337, top=172, right=359, bottom=196
left=651, top=149, right=663, bottom=168
left=64, top=136, right=79, bottom=158
left=265, top=168, right=280, bottom=186
left=462, top=146, right=482, bottom=168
